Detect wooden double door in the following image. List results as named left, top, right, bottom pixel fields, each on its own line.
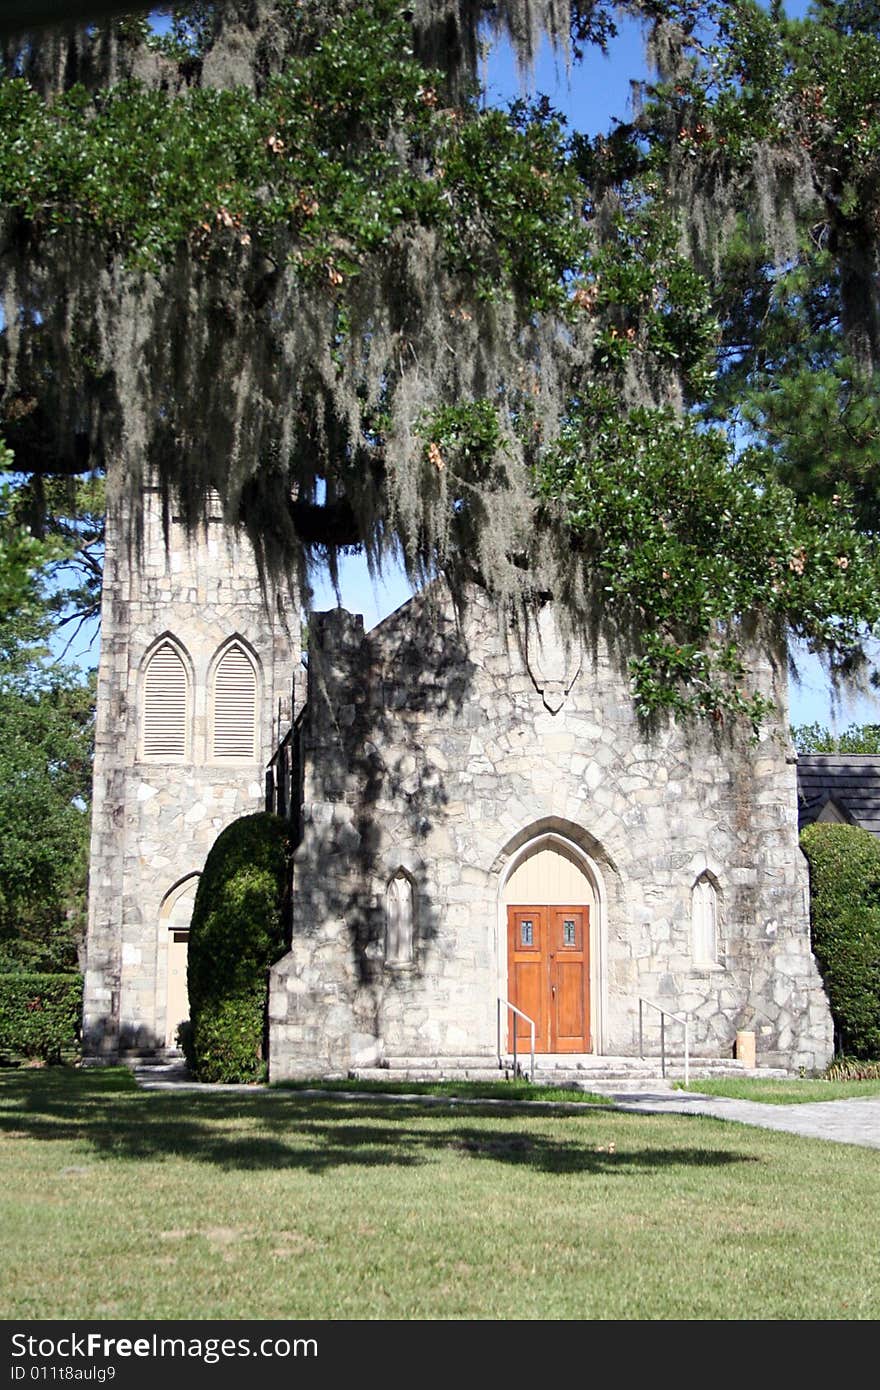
left=507, top=905, right=591, bottom=1053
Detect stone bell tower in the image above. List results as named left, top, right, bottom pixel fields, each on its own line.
left=83, top=469, right=301, bottom=1056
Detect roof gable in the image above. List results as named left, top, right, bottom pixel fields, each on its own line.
left=798, top=755, right=880, bottom=837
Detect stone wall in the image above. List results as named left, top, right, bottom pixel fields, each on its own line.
left=83, top=474, right=300, bottom=1055
left=269, top=585, right=833, bottom=1078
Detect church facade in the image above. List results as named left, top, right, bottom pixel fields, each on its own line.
left=84, top=485, right=835, bottom=1075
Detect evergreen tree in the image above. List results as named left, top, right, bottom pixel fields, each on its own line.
left=792, top=721, right=880, bottom=752
left=0, top=461, right=94, bottom=971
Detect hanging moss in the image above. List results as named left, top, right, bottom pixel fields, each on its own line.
left=0, top=6, right=585, bottom=574
left=0, top=0, right=877, bottom=723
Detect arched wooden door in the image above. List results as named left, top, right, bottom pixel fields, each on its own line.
left=503, top=837, right=594, bottom=1054
left=507, top=904, right=590, bottom=1053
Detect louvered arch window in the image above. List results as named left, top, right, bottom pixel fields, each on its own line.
left=211, top=642, right=258, bottom=761
left=142, top=640, right=189, bottom=761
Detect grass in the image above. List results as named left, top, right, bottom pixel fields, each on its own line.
left=675, top=1077, right=880, bottom=1104
left=277, top=1077, right=613, bottom=1104
left=1, top=1066, right=879, bottom=1319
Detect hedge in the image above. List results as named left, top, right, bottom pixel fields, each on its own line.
left=800, top=823, right=880, bottom=1059
left=186, top=812, right=289, bottom=1082
left=0, top=972, right=82, bottom=1062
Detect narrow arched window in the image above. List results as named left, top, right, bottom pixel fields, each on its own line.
left=211, top=642, right=258, bottom=760
left=142, top=640, right=189, bottom=760
left=692, top=875, right=718, bottom=966
left=385, top=870, right=415, bottom=965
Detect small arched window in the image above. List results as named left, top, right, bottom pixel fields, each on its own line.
left=385, top=870, right=415, bottom=965
left=142, top=639, right=189, bottom=761
left=692, top=874, right=719, bottom=966
left=211, top=641, right=258, bottom=761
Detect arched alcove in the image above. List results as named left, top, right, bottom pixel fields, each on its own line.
left=385, top=868, right=416, bottom=966
left=496, top=827, right=609, bottom=1055
left=692, top=872, right=720, bottom=967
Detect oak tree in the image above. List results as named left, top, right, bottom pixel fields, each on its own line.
left=0, top=0, right=877, bottom=724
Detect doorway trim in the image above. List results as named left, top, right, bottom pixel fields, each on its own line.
left=496, top=829, right=608, bottom=1055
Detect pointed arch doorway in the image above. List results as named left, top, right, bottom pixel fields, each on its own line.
left=502, top=835, right=596, bottom=1054
left=159, top=875, right=199, bottom=1048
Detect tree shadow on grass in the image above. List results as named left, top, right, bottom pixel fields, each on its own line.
left=0, top=1068, right=762, bottom=1177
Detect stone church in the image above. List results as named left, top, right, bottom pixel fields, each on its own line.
left=83, top=484, right=835, bottom=1077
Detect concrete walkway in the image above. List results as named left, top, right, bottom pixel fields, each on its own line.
left=610, top=1089, right=880, bottom=1150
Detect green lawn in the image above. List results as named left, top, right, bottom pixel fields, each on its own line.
left=676, top=1077, right=880, bottom=1104
left=1, top=1067, right=879, bottom=1320
left=277, top=1077, right=612, bottom=1104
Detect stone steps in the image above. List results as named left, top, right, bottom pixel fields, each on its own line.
left=128, top=1051, right=792, bottom=1093
left=107, top=1048, right=185, bottom=1067
left=349, top=1055, right=791, bottom=1087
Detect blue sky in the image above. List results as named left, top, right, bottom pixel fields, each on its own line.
left=58, top=5, right=880, bottom=728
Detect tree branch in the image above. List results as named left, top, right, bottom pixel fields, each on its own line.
left=0, top=425, right=103, bottom=479
left=288, top=496, right=366, bottom=548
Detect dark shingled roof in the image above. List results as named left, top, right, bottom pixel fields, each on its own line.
left=798, top=755, right=880, bottom=837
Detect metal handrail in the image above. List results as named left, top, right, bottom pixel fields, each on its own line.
left=638, top=998, right=690, bottom=1085
left=497, top=997, right=536, bottom=1083
left=265, top=725, right=295, bottom=817
left=265, top=710, right=305, bottom=824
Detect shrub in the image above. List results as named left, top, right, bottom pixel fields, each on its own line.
left=187, top=813, right=289, bottom=1082
left=824, top=1056, right=880, bottom=1081
left=800, top=823, right=880, bottom=1059
left=0, top=972, right=82, bottom=1062
left=187, top=996, right=267, bottom=1082
left=176, top=1019, right=194, bottom=1069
